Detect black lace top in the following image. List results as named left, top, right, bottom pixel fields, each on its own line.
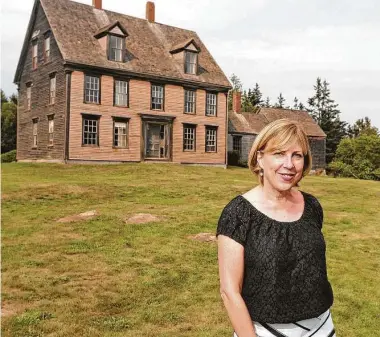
left=216, top=191, right=333, bottom=323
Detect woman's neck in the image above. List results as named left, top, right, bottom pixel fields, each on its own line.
left=259, top=184, right=295, bottom=204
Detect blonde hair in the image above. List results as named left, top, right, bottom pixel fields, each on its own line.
left=248, top=118, right=312, bottom=185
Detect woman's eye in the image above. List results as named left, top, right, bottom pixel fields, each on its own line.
left=274, top=152, right=284, bottom=156
left=294, top=153, right=303, bottom=158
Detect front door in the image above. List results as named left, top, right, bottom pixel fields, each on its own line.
left=144, top=122, right=170, bottom=159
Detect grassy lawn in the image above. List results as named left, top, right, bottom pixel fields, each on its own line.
left=1, top=163, right=379, bottom=337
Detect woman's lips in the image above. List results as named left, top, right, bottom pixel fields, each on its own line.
left=278, top=173, right=295, bottom=182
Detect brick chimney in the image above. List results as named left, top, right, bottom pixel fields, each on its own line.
left=232, top=91, right=242, bottom=113
left=146, top=1, right=155, bottom=22
left=92, top=0, right=102, bottom=10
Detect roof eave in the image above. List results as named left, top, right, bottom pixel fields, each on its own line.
left=14, top=0, right=40, bottom=84
left=64, top=60, right=232, bottom=91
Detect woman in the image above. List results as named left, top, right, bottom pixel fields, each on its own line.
left=217, top=119, right=336, bottom=337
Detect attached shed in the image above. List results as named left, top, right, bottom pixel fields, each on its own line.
left=228, top=106, right=326, bottom=170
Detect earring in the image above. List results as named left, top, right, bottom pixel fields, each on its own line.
left=259, top=169, right=264, bottom=176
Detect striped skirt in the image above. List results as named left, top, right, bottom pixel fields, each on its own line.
left=233, top=309, right=336, bottom=337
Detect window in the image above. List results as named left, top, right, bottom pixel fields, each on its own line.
left=114, top=80, right=128, bottom=107
left=48, top=115, right=54, bottom=146
left=44, top=35, right=50, bottom=62
left=205, top=126, right=217, bottom=152
left=32, top=119, right=38, bottom=147
left=82, top=115, right=100, bottom=146
left=49, top=75, right=56, bottom=104
left=206, top=92, right=217, bottom=116
left=26, top=84, right=32, bottom=110
left=185, top=51, right=197, bottom=74
left=84, top=75, right=100, bottom=104
left=109, top=35, right=123, bottom=62
left=113, top=119, right=128, bottom=148
left=233, top=136, right=242, bottom=155
left=184, top=89, right=196, bottom=113
left=151, top=84, right=164, bottom=110
left=183, top=124, right=196, bottom=151
left=32, top=41, right=38, bottom=69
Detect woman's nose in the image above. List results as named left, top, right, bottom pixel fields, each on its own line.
left=283, top=155, right=294, bottom=168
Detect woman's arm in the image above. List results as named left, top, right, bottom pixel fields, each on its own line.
left=218, top=235, right=257, bottom=337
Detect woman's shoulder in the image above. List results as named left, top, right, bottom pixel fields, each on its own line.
left=300, top=190, right=324, bottom=226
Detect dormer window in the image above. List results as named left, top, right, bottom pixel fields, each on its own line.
left=109, top=35, right=124, bottom=62
left=185, top=51, right=197, bottom=74
left=94, top=21, right=128, bottom=63
left=170, top=38, right=200, bottom=76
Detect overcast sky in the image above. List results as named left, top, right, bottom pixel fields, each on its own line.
left=1, top=0, right=380, bottom=128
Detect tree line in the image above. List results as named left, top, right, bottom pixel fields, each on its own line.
left=228, top=75, right=380, bottom=180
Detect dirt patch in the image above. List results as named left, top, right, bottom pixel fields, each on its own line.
left=125, top=213, right=160, bottom=224
left=57, top=210, right=98, bottom=223
left=188, top=232, right=217, bottom=242
left=1, top=302, right=28, bottom=318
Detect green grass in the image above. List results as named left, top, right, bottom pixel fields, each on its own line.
left=1, top=162, right=379, bottom=336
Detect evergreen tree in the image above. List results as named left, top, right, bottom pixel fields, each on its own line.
left=293, top=97, right=299, bottom=110
left=249, top=83, right=263, bottom=107
left=347, top=117, right=379, bottom=138
left=264, top=97, right=271, bottom=108
left=275, top=93, right=286, bottom=109
left=307, top=77, right=347, bottom=163
left=298, top=102, right=305, bottom=110
left=1, top=90, right=17, bottom=153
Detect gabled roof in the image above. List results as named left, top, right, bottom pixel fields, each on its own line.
left=15, top=0, right=231, bottom=89
left=229, top=108, right=326, bottom=137
left=94, top=21, right=128, bottom=38
left=170, top=38, right=201, bottom=54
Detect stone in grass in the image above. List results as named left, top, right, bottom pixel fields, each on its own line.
left=125, top=213, right=159, bottom=224
left=57, top=210, right=98, bottom=223
left=188, top=232, right=217, bottom=242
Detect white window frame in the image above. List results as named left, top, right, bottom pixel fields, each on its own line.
left=44, top=36, right=50, bottom=61
left=113, top=119, right=128, bottom=148
left=183, top=125, right=196, bottom=151
left=32, top=120, right=38, bottom=147
left=109, top=35, right=123, bottom=62
left=82, top=116, right=99, bottom=146
left=49, top=75, right=56, bottom=104
left=206, top=92, right=217, bottom=116
left=26, top=85, right=32, bottom=110
left=84, top=75, right=100, bottom=104
left=184, top=89, right=196, bottom=114
left=185, top=51, right=197, bottom=75
left=151, top=84, right=164, bottom=110
left=48, top=116, right=54, bottom=146
left=32, top=41, right=38, bottom=69
left=114, top=80, right=128, bottom=107
left=205, top=126, right=217, bottom=152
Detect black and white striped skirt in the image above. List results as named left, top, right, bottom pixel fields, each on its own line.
left=233, top=309, right=336, bottom=337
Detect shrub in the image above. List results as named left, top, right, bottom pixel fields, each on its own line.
left=1, top=150, right=16, bottom=163
left=329, top=134, right=380, bottom=181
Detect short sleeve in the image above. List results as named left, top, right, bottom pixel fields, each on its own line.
left=216, top=198, right=249, bottom=246
left=309, top=194, right=324, bottom=229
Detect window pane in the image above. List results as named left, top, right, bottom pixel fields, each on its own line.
left=115, top=80, right=128, bottom=106
left=83, top=118, right=99, bottom=145
left=151, top=85, right=163, bottom=109
left=85, top=76, right=100, bottom=103
left=113, top=120, right=128, bottom=147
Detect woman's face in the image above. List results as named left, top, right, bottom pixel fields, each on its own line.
left=258, top=141, right=305, bottom=192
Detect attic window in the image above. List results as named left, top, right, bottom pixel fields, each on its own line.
left=185, top=51, right=197, bottom=75
left=109, top=35, right=124, bottom=62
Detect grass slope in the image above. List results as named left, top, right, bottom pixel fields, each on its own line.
left=1, top=163, right=379, bottom=336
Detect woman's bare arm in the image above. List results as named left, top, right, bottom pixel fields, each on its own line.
left=218, top=235, right=257, bottom=337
